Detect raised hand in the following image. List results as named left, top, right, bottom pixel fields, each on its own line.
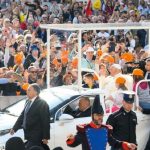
left=67, top=134, right=74, bottom=140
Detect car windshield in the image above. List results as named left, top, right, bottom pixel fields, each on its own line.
left=4, top=88, right=78, bottom=116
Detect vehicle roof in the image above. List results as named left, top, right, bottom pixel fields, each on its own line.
left=40, top=86, right=80, bottom=101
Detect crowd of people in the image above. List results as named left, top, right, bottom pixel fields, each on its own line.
left=0, top=0, right=149, bottom=24
left=0, top=0, right=149, bottom=96
left=0, top=0, right=150, bottom=150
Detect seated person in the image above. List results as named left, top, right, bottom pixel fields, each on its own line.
left=72, top=97, right=91, bottom=118
left=82, top=73, right=99, bottom=89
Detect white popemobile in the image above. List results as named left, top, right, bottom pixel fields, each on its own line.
left=1, top=23, right=150, bottom=150
left=0, top=86, right=150, bottom=150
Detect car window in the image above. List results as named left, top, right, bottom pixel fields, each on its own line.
left=55, top=95, right=95, bottom=120
left=65, top=96, right=94, bottom=112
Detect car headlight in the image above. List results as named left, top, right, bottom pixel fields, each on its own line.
left=0, top=129, right=10, bottom=136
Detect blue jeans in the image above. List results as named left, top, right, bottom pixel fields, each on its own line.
left=139, top=101, right=150, bottom=114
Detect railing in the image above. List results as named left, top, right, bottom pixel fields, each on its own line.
left=135, top=79, right=150, bottom=108
left=40, top=23, right=150, bottom=89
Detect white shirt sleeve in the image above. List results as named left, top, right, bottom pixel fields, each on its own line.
left=4, top=47, right=10, bottom=67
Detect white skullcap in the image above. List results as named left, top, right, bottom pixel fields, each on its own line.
left=111, top=64, right=121, bottom=70
left=86, top=47, right=94, bottom=53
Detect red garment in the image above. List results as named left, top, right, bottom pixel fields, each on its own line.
left=133, top=82, right=148, bottom=91
left=106, top=105, right=120, bottom=113
left=85, top=0, right=92, bottom=16
left=105, top=5, right=114, bottom=15
left=20, top=22, right=27, bottom=30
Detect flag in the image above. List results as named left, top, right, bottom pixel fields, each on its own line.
left=85, top=0, right=92, bottom=16
left=93, top=0, right=101, bottom=10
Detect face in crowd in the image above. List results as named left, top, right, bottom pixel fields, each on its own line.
left=122, top=100, right=133, bottom=112
left=145, top=60, right=150, bottom=72
left=92, top=113, right=103, bottom=126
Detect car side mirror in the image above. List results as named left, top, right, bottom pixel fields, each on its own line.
left=59, top=114, right=74, bottom=123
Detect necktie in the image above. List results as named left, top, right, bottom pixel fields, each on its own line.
left=22, top=100, right=32, bottom=129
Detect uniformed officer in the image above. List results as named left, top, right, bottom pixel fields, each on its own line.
left=106, top=91, right=137, bottom=150
left=66, top=95, right=137, bottom=150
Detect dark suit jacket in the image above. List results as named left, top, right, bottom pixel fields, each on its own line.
left=13, top=97, right=50, bottom=143
left=72, top=107, right=91, bottom=118
left=0, top=83, right=19, bottom=96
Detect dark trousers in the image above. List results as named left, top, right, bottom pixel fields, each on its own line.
left=25, top=141, right=50, bottom=150
left=25, top=141, right=41, bottom=149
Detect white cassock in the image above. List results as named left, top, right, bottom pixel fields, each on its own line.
left=102, top=73, right=133, bottom=97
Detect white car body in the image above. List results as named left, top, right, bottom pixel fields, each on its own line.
left=0, top=87, right=150, bottom=150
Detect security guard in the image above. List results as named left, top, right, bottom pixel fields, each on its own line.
left=66, top=95, right=137, bottom=150
left=106, top=91, right=137, bottom=150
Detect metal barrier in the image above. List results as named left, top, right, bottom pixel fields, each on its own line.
left=135, top=79, right=150, bottom=109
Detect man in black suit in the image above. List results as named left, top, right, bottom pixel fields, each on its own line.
left=10, top=83, right=50, bottom=149
left=72, top=97, right=91, bottom=118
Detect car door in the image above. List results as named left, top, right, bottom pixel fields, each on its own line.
left=52, top=95, right=95, bottom=150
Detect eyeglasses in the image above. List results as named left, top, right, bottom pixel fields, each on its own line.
left=30, top=71, right=37, bottom=73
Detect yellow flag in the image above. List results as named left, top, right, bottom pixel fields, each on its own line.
left=93, top=0, right=101, bottom=10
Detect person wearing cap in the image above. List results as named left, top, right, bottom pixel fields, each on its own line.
left=66, top=96, right=137, bottom=150
left=81, top=46, right=95, bottom=70
left=106, top=91, right=137, bottom=150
